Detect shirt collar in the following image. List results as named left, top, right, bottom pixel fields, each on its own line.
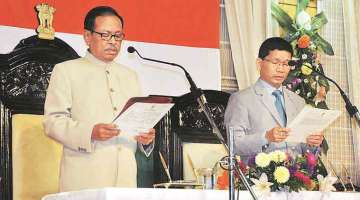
left=259, top=79, right=283, bottom=95
left=85, top=50, right=115, bottom=67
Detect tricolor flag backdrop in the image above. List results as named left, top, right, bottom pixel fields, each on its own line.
left=0, top=0, right=221, bottom=96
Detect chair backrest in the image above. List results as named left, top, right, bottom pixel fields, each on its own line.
left=0, top=35, right=79, bottom=200
left=154, top=90, right=230, bottom=183
left=12, top=114, right=62, bottom=200
left=182, top=142, right=227, bottom=181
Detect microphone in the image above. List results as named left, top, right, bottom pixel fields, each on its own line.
left=127, top=46, right=227, bottom=144
left=127, top=46, right=258, bottom=199
left=287, top=59, right=360, bottom=126
left=288, top=60, right=302, bottom=67
left=127, top=46, right=199, bottom=94
left=127, top=46, right=136, bottom=53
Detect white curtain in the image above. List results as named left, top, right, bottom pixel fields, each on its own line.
left=224, top=0, right=272, bottom=90
left=342, top=0, right=360, bottom=184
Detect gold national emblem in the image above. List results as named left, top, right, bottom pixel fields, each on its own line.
left=35, top=3, right=56, bottom=40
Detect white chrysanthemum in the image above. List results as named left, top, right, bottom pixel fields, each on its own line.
left=296, top=11, right=311, bottom=27
left=255, top=153, right=271, bottom=168
left=269, top=150, right=287, bottom=163
left=274, top=166, right=290, bottom=183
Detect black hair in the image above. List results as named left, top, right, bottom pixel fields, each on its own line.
left=84, top=6, right=124, bottom=31
left=258, top=37, right=293, bottom=59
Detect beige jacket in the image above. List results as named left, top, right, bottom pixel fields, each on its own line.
left=44, top=52, right=142, bottom=192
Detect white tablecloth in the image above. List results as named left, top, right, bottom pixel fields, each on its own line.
left=42, top=187, right=360, bottom=200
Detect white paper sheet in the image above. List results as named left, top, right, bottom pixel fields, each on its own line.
left=286, top=106, right=341, bottom=143
left=113, top=102, right=174, bottom=136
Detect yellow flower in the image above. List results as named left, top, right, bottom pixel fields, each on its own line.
left=255, top=153, right=271, bottom=168
left=301, top=62, right=313, bottom=75
left=274, top=166, right=290, bottom=183
left=269, top=150, right=287, bottom=163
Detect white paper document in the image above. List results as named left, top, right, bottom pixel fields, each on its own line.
left=286, top=106, right=341, bottom=143
left=113, top=102, right=174, bottom=136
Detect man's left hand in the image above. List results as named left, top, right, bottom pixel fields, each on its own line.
left=306, top=132, right=324, bottom=147
left=135, top=128, right=155, bottom=145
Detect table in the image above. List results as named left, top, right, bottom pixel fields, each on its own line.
left=42, top=187, right=360, bottom=200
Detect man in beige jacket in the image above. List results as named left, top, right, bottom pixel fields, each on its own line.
left=43, top=6, right=155, bottom=192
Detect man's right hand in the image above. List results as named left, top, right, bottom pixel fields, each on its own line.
left=265, top=127, right=290, bottom=143
left=91, top=123, right=120, bottom=141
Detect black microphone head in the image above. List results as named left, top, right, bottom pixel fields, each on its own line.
left=127, top=46, right=136, bottom=53
left=288, top=60, right=298, bottom=66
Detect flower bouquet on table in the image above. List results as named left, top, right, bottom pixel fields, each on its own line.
left=216, top=150, right=337, bottom=196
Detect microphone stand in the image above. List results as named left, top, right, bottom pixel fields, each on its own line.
left=298, top=63, right=360, bottom=127
left=128, top=47, right=258, bottom=200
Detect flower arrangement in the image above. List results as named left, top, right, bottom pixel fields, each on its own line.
left=271, top=0, right=334, bottom=109
left=216, top=151, right=336, bottom=196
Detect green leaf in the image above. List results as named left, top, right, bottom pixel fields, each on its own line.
left=285, top=31, right=301, bottom=42
left=321, top=139, right=329, bottom=155
left=318, top=77, right=330, bottom=90
left=311, top=33, right=334, bottom=55
left=296, top=0, right=310, bottom=15
left=271, top=2, right=297, bottom=34
left=311, top=12, right=328, bottom=32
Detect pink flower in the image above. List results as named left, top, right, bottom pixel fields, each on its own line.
left=303, top=175, right=311, bottom=186
left=306, top=152, right=317, bottom=167
left=237, top=160, right=248, bottom=174
left=294, top=171, right=311, bottom=185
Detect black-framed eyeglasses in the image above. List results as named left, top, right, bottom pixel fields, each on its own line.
left=91, top=30, right=125, bottom=41
left=263, top=58, right=290, bottom=68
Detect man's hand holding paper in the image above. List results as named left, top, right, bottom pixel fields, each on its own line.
left=286, top=106, right=341, bottom=143
left=266, top=126, right=324, bottom=147
left=91, top=123, right=120, bottom=141
left=135, top=128, right=155, bottom=145
left=265, top=127, right=290, bottom=143
left=306, top=132, right=324, bottom=146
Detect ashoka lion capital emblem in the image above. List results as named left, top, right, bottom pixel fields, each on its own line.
left=36, top=3, right=56, bottom=40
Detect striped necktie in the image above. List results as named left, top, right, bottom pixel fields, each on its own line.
left=272, top=90, right=287, bottom=126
